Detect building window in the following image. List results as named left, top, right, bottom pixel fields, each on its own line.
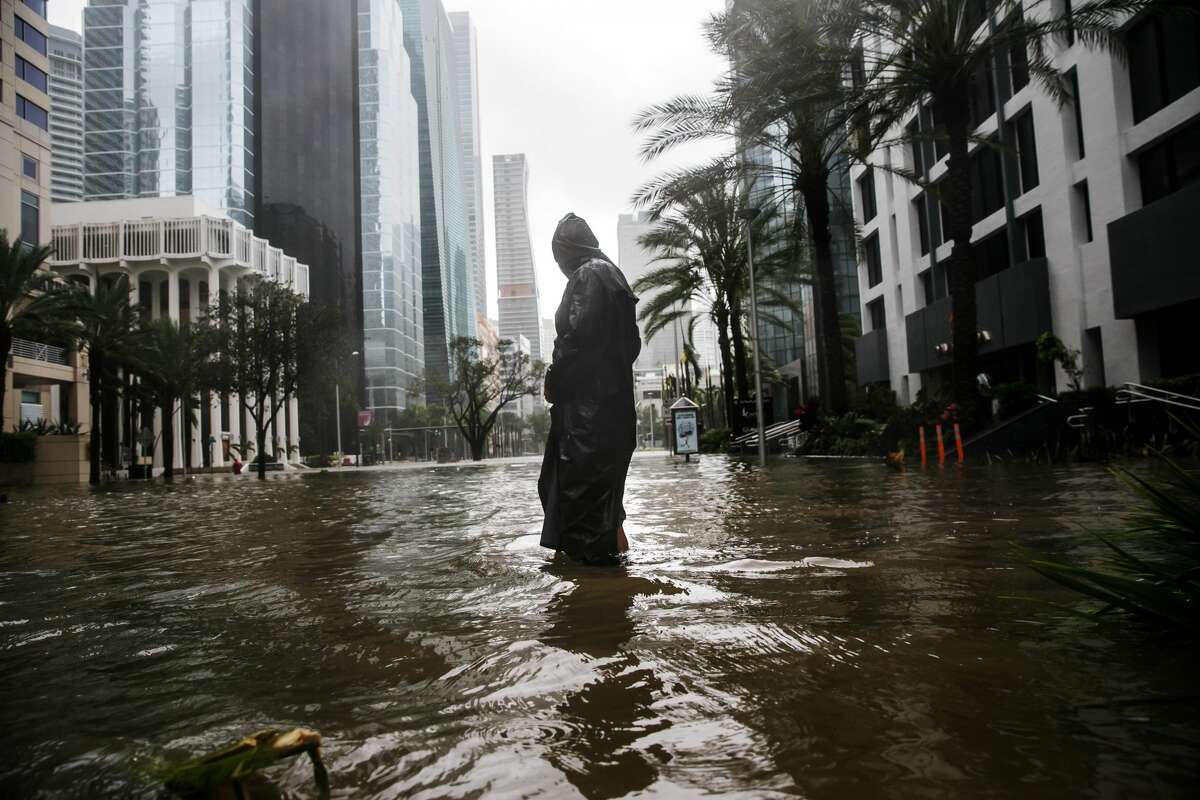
left=15, top=55, right=48, bottom=93
left=20, top=190, right=40, bottom=243
left=1005, top=8, right=1030, bottom=96
left=907, top=118, right=927, bottom=180
left=1068, top=69, right=1085, bottom=159
left=864, top=234, right=883, bottom=288
left=1020, top=208, right=1045, bottom=260
left=14, top=16, right=48, bottom=56
left=914, top=194, right=930, bottom=256
left=21, top=0, right=48, bottom=18
left=1009, top=109, right=1039, bottom=193
left=858, top=167, right=877, bottom=223
left=967, top=59, right=996, bottom=129
left=976, top=228, right=1010, bottom=280
left=1075, top=181, right=1093, bottom=243
left=970, top=137, right=1005, bottom=223
left=16, top=95, right=49, bottom=130
left=867, top=298, right=885, bottom=332
left=920, top=267, right=947, bottom=305
left=1127, top=8, right=1200, bottom=124
left=1138, top=121, right=1200, bottom=206
left=22, top=155, right=38, bottom=180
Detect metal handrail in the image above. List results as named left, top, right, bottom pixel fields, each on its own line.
left=733, top=419, right=801, bottom=446
left=11, top=337, right=68, bottom=365
left=1115, top=382, right=1200, bottom=412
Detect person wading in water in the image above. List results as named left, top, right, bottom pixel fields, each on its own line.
left=539, top=213, right=641, bottom=564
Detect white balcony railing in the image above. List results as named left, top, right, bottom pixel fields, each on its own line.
left=11, top=337, right=68, bottom=366
left=46, top=214, right=311, bottom=298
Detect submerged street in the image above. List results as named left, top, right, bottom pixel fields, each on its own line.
left=2, top=455, right=1197, bottom=798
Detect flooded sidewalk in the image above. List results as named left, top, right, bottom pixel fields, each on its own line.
left=1, top=456, right=1196, bottom=797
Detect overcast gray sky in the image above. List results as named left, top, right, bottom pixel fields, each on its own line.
left=49, top=0, right=729, bottom=320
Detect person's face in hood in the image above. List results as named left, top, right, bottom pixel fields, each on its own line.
left=552, top=213, right=606, bottom=277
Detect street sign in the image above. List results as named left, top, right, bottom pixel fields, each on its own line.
left=357, top=410, right=374, bottom=428
left=670, top=396, right=700, bottom=457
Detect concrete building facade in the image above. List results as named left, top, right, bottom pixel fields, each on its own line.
left=448, top=10, right=486, bottom=329
left=850, top=3, right=1200, bottom=403
left=494, top=154, right=542, bottom=362
left=358, top=0, right=423, bottom=412
left=48, top=24, right=83, bottom=203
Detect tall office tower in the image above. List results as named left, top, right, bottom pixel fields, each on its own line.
left=541, top=317, right=554, bottom=362
left=617, top=211, right=678, bottom=372
left=448, top=11, right=486, bottom=328
left=493, top=154, right=542, bottom=361
left=358, top=0, right=423, bottom=412
left=48, top=25, right=84, bottom=203
left=401, top=0, right=477, bottom=393
left=81, top=0, right=256, bottom=225
left=255, top=0, right=364, bottom=451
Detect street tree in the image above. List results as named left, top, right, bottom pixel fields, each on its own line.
left=139, top=318, right=218, bottom=481
left=0, top=233, right=74, bottom=431
left=213, top=280, right=303, bottom=480
left=434, top=336, right=544, bottom=461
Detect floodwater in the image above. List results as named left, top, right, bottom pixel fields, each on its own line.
left=1, top=454, right=1197, bottom=798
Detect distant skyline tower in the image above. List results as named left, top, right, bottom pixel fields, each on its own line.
left=401, top=0, right=478, bottom=392
left=81, top=0, right=256, bottom=225
left=48, top=25, right=84, bottom=203
left=494, top=154, right=542, bottom=362
left=358, top=0, right=424, bottom=412
left=448, top=10, right=486, bottom=329
left=618, top=211, right=679, bottom=372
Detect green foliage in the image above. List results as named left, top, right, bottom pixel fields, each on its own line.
left=700, top=427, right=731, bottom=453
left=0, top=431, right=36, bottom=463
left=1021, top=417, right=1200, bottom=634
left=1036, top=332, right=1084, bottom=392
left=994, top=382, right=1040, bottom=421
left=14, top=418, right=82, bottom=436
left=1150, top=373, right=1200, bottom=400
left=156, top=728, right=327, bottom=797
left=800, top=412, right=885, bottom=456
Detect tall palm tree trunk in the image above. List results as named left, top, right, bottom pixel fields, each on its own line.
left=798, top=173, right=849, bottom=416
left=256, top=405, right=268, bottom=480
left=0, top=326, right=12, bottom=432
left=161, top=398, right=175, bottom=481
left=714, top=306, right=739, bottom=432
left=727, top=293, right=751, bottom=403
left=937, top=92, right=981, bottom=432
left=88, top=350, right=103, bottom=485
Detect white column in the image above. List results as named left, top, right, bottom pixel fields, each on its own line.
left=150, top=276, right=161, bottom=321
left=289, top=396, right=300, bottom=464
left=208, top=266, right=221, bottom=318
left=129, top=269, right=140, bottom=308
left=167, top=269, right=181, bottom=323
left=188, top=271, right=201, bottom=326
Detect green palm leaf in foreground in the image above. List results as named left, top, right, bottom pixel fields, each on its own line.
left=1019, top=417, right=1200, bottom=634
left=156, top=728, right=329, bottom=798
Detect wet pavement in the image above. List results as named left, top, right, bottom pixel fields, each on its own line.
left=1, top=453, right=1197, bottom=798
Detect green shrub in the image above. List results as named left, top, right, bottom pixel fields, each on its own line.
left=994, top=382, right=1040, bottom=420
left=700, top=427, right=730, bottom=453
left=1150, top=373, right=1200, bottom=400
left=0, top=432, right=37, bottom=464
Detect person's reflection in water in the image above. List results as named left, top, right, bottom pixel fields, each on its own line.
left=540, top=562, right=681, bottom=799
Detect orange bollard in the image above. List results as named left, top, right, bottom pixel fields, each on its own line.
left=935, top=424, right=946, bottom=465
left=953, top=423, right=965, bottom=464
left=918, top=426, right=927, bottom=467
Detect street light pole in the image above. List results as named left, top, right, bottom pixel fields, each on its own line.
left=739, top=207, right=767, bottom=467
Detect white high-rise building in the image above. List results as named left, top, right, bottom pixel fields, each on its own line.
left=48, top=25, right=83, bottom=204
left=618, top=211, right=682, bottom=372
left=494, top=154, right=543, bottom=361
left=448, top=11, right=486, bottom=329
left=850, top=3, right=1200, bottom=401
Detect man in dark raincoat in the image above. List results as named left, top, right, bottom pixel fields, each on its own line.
left=539, top=213, right=641, bottom=564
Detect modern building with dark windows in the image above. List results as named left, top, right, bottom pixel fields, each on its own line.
left=358, top=0, right=424, bottom=412
left=3, top=0, right=53, bottom=244
left=448, top=11, right=486, bottom=329
left=48, top=25, right=84, bottom=203
left=850, top=3, right=1200, bottom=401
left=494, top=154, right=542, bottom=363
left=81, top=0, right=256, bottom=226
left=401, top=0, right=478, bottom=393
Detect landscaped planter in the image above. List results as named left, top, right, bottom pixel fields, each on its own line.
left=32, top=435, right=89, bottom=485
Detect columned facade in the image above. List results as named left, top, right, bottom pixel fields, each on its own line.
left=49, top=197, right=309, bottom=475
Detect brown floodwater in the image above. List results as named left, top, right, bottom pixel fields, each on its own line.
left=1, top=454, right=1197, bottom=798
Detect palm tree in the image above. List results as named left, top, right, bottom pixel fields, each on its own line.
left=632, top=183, right=790, bottom=433
left=139, top=318, right=217, bottom=481
left=0, top=233, right=72, bottom=430
left=634, top=0, right=862, bottom=416
left=837, top=0, right=1171, bottom=428
left=70, top=275, right=142, bottom=485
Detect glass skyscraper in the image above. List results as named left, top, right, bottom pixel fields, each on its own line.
left=358, top=0, right=423, bottom=411
left=400, top=0, right=477, bottom=393
left=82, top=0, right=256, bottom=226
left=448, top=11, right=486, bottom=327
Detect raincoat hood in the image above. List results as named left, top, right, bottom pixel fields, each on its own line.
left=552, top=213, right=612, bottom=276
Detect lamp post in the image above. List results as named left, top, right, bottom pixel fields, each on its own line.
left=335, top=350, right=360, bottom=465
left=738, top=206, right=767, bottom=467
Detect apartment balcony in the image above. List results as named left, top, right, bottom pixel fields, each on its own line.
left=855, top=328, right=890, bottom=385
left=47, top=213, right=310, bottom=298
left=1109, top=181, right=1200, bottom=319
left=905, top=257, right=1051, bottom=373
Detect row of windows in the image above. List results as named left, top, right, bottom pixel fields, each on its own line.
left=16, top=54, right=48, bottom=93
left=21, top=0, right=47, bottom=18
left=17, top=94, right=49, bottom=130
left=14, top=15, right=48, bottom=56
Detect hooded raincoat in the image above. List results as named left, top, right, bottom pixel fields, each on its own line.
left=539, top=213, right=641, bottom=564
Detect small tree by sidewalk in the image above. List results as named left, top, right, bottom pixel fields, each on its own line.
left=434, top=336, right=544, bottom=461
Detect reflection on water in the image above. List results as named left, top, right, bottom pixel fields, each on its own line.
left=1, top=455, right=1197, bottom=798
